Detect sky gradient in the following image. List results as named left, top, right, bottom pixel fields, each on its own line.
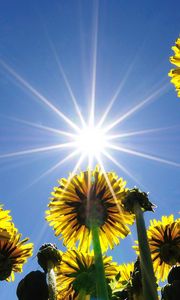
left=0, top=0, right=180, bottom=298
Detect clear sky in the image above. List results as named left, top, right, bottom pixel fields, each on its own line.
left=0, top=0, right=180, bottom=298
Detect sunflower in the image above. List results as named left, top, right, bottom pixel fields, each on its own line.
left=0, top=226, right=33, bottom=281
left=46, top=166, right=134, bottom=252
left=55, top=249, right=118, bottom=299
left=168, top=37, right=180, bottom=97
left=134, top=215, right=180, bottom=281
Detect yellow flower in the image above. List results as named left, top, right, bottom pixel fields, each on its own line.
left=168, top=37, right=180, bottom=97
left=134, top=215, right=180, bottom=281
left=0, top=205, right=13, bottom=232
left=46, top=166, right=134, bottom=252
left=55, top=249, right=118, bottom=299
left=0, top=226, right=33, bottom=281
left=116, top=262, right=134, bottom=290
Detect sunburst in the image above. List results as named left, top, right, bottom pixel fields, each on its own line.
left=0, top=7, right=179, bottom=188
left=0, top=56, right=179, bottom=185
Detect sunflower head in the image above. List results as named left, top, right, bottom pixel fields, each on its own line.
left=56, top=249, right=118, bottom=299
left=0, top=226, right=33, bottom=281
left=168, top=37, right=180, bottom=98
left=134, top=215, right=180, bottom=281
left=46, top=166, right=134, bottom=252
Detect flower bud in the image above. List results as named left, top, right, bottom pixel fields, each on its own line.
left=37, top=243, right=61, bottom=272
left=122, top=188, right=156, bottom=213
left=16, top=270, right=49, bottom=300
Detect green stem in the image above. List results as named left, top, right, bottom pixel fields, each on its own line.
left=91, top=222, right=109, bottom=300
left=47, top=260, right=57, bottom=300
left=133, top=293, right=144, bottom=300
left=134, top=202, right=158, bottom=300
left=78, top=289, right=87, bottom=300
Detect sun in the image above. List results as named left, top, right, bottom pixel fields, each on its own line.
left=0, top=57, right=179, bottom=184
left=73, top=125, right=108, bottom=158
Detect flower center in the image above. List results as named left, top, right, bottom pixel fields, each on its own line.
left=0, top=253, right=13, bottom=280
left=160, top=243, right=180, bottom=265
left=72, top=265, right=96, bottom=295
left=75, top=184, right=109, bottom=227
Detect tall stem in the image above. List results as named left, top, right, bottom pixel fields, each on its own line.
left=133, top=293, right=144, bottom=300
left=47, top=260, right=57, bottom=300
left=91, top=222, right=109, bottom=300
left=78, top=289, right=87, bottom=300
left=134, top=202, right=158, bottom=300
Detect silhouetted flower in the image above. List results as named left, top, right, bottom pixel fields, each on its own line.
left=16, top=270, right=49, bottom=300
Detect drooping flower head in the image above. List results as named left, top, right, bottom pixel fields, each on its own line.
left=46, top=166, right=134, bottom=252
left=0, top=225, right=33, bottom=281
left=134, top=215, right=180, bottom=281
left=56, top=249, right=118, bottom=299
left=168, top=37, right=180, bottom=97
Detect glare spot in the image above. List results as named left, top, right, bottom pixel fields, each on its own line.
left=74, top=126, right=108, bottom=157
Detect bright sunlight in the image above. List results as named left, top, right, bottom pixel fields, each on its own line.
left=73, top=125, right=108, bottom=157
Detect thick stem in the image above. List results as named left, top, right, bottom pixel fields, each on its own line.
left=134, top=202, right=158, bottom=300
left=91, top=222, right=109, bottom=300
left=133, top=293, right=144, bottom=300
left=78, top=289, right=87, bottom=300
left=47, top=260, right=57, bottom=300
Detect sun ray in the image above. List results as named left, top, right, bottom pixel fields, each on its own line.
left=26, top=150, right=84, bottom=188
left=96, top=154, right=135, bottom=243
left=6, top=116, right=77, bottom=138
left=106, top=125, right=179, bottom=140
left=0, top=142, right=77, bottom=159
left=46, top=39, right=86, bottom=128
left=108, top=144, right=180, bottom=167
left=88, top=154, right=94, bottom=170
left=102, top=150, right=141, bottom=186
left=104, top=82, right=169, bottom=132
left=32, top=153, right=85, bottom=247
left=0, top=59, right=80, bottom=132
left=89, top=1, right=99, bottom=127
left=97, top=62, right=135, bottom=128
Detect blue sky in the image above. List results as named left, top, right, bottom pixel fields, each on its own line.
left=0, top=0, right=180, bottom=298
